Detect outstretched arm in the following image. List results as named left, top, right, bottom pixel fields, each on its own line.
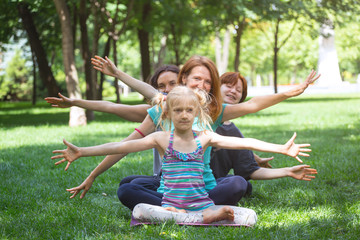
left=45, top=93, right=150, bottom=122
left=250, top=165, right=317, bottom=181
left=91, top=56, right=158, bottom=100
left=52, top=133, right=160, bottom=166
left=52, top=114, right=157, bottom=171
left=208, top=132, right=311, bottom=163
left=222, top=70, right=320, bottom=121
left=59, top=115, right=157, bottom=199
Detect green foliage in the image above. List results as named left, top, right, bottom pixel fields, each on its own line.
left=2, top=0, right=360, bottom=101
left=0, top=49, right=32, bottom=101
left=1, top=94, right=360, bottom=239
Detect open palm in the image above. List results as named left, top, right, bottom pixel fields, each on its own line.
left=287, top=70, right=321, bottom=97
left=288, top=165, right=317, bottom=181
left=91, top=55, right=118, bottom=78
left=44, top=93, right=72, bottom=108
left=283, top=133, right=311, bottom=163
left=51, top=139, right=81, bottom=171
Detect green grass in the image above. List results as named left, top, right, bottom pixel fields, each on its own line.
left=1, top=93, right=360, bottom=239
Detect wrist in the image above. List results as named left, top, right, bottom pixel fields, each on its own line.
left=88, top=171, right=98, bottom=180
left=115, top=69, right=124, bottom=79
left=280, top=91, right=291, bottom=99
left=69, top=98, right=78, bottom=107
left=280, top=145, right=288, bottom=155
left=284, top=167, right=292, bottom=177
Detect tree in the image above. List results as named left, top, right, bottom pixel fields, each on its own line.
left=78, top=0, right=97, bottom=120
left=54, top=0, right=86, bottom=126
left=136, top=0, right=152, bottom=82
left=17, top=2, right=59, bottom=97
left=0, top=49, right=31, bottom=101
left=254, top=0, right=306, bottom=93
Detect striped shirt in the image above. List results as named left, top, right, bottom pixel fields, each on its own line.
left=161, top=130, right=214, bottom=211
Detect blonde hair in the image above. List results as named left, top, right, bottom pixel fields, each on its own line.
left=152, top=86, right=213, bottom=131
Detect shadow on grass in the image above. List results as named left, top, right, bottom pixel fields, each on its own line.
left=1, top=124, right=359, bottom=239
left=0, top=110, right=136, bottom=128
left=0, top=99, right=146, bottom=109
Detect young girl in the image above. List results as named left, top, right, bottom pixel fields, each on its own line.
left=52, top=86, right=312, bottom=224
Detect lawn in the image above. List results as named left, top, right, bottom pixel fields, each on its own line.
left=1, top=93, right=359, bottom=239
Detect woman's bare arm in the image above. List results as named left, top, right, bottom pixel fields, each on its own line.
left=91, top=56, right=158, bottom=100
left=45, top=93, right=150, bottom=122
left=222, top=70, right=320, bottom=121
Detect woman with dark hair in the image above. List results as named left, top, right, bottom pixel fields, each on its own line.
left=148, top=65, right=179, bottom=93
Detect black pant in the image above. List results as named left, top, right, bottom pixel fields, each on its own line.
left=117, top=175, right=251, bottom=210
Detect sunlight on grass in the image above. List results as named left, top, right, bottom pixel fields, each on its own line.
left=1, top=94, right=360, bottom=239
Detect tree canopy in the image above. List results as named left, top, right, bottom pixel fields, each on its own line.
left=1, top=0, right=359, bottom=103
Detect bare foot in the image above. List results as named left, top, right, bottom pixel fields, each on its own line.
left=203, top=206, right=234, bottom=224
left=164, top=207, right=186, bottom=213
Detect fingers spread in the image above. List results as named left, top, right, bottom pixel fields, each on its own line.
left=66, top=187, right=77, bottom=192
left=64, top=162, right=71, bottom=171
left=289, top=132, right=297, bottom=142
left=298, top=153, right=310, bottom=157
left=70, top=191, right=79, bottom=199
left=55, top=159, right=65, bottom=165
left=51, top=154, right=64, bottom=160
left=80, top=189, right=88, bottom=199
left=295, top=156, right=303, bottom=163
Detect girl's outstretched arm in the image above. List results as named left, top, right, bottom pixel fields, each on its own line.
left=45, top=92, right=149, bottom=122
left=52, top=132, right=161, bottom=170
left=65, top=115, right=157, bottom=199
left=208, top=132, right=311, bottom=163
left=250, top=165, right=317, bottom=181
left=222, top=70, right=320, bottom=121
left=91, top=56, right=158, bottom=100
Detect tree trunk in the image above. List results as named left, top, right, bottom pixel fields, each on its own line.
left=99, top=36, right=112, bottom=100
left=154, top=35, right=167, bottom=69
left=72, top=3, right=77, bottom=49
left=137, top=0, right=152, bottom=82
left=273, top=18, right=280, bottom=93
left=91, top=1, right=101, bottom=99
left=170, top=23, right=181, bottom=66
left=17, top=2, right=59, bottom=97
left=79, top=0, right=95, bottom=121
left=31, top=49, right=37, bottom=105
left=234, top=17, right=246, bottom=72
left=215, top=29, right=230, bottom=75
left=137, top=28, right=151, bottom=82
left=113, top=39, right=121, bottom=103
left=54, top=0, right=86, bottom=127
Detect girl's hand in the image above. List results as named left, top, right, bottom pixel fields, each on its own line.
left=91, top=55, right=118, bottom=78
left=283, top=133, right=311, bottom=163
left=44, top=93, right=73, bottom=108
left=285, top=70, right=321, bottom=97
left=51, top=139, right=81, bottom=171
left=66, top=176, right=94, bottom=199
left=254, top=154, right=273, bottom=168
left=288, top=165, right=317, bottom=181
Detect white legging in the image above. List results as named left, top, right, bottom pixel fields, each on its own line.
left=133, top=203, right=257, bottom=226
